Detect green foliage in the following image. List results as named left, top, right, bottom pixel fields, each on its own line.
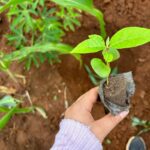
left=132, top=117, right=150, bottom=128
left=102, top=48, right=120, bottom=63
left=0, top=95, right=47, bottom=129
left=0, top=0, right=31, bottom=13
left=71, top=35, right=105, bottom=54
left=0, top=96, right=33, bottom=129
left=110, top=27, right=150, bottom=49
left=0, top=95, right=18, bottom=107
left=71, top=27, right=150, bottom=79
left=2, top=43, right=73, bottom=62
left=132, top=117, right=150, bottom=135
left=91, top=58, right=111, bottom=78
left=1, top=42, right=74, bottom=72
left=84, top=64, right=100, bottom=85
left=0, top=0, right=81, bottom=70
left=0, top=107, right=16, bottom=129
left=56, top=7, right=81, bottom=31
left=51, top=0, right=106, bottom=38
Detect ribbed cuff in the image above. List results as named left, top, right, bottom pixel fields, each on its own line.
left=51, top=119, right=102, bottom=150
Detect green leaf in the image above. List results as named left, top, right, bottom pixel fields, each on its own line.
left=0, top=96, right=17, bottom=108
left=111, top=67, right=118, bottom=76
left=0, top=106, right=34, bottom=114
left=109, top=48, right=120, bottom=61
left=90, top=58, right=111, bottom=78
left=0, top=107, right=16, bottom=129
left=102, top=48, right=120, bottom=63
left=71, top=35, right=105, bottom=54
left=110, top=27, right=150, bottom=49
left=84, top=64, right=100, bottom=85
left=106, top=37, right=110, bottom=47
left=25, top=57, right=32, bottom=71
left=2, top=43, right=73, bottom=62
left=51, top=0, right=94, bottom=11
left=0, top=0, right=31, bottom=13
left=51, top=0, right=106, bottom=38
left=0, top=60, right=10, bottom=71
left=102, top=51, right=113, bottom=63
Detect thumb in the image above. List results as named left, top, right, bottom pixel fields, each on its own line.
left=91, top=111, right=129, bottom=142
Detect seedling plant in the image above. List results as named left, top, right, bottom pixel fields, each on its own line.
left=0, top=95, right=48, bottom=129
left=132, top=117, right=150, bottom=135
left=71, top=27, right=150, bottom=84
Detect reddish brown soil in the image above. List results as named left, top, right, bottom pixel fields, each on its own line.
left=0, top=0, right=150, bottom=150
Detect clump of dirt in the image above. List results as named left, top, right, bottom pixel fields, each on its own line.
left=99, top=72, right=135, bottom=115
left=104, top=76, right=127, bottom=106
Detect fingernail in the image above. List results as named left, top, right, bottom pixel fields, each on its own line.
left=119, top=110, right=129, bottom=118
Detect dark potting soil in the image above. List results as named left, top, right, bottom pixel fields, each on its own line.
left=104, top=76, right=128, bottom=106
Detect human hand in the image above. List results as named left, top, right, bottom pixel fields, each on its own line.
left=65, top=87, right=129, bottom=143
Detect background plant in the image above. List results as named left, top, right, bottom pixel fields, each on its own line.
left=0, top=0, right=81, bottom=71
left=71, top=27, right=150, bottom=83
left=51, top=0, right=106, bottom=38
left=0, top=95, right=48, bottom=129
left=132, top=117, right=150, bottom=135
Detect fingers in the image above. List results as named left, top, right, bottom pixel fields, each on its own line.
left=77, top=87, right=99, bottom=112
left=91, top=111, right=129, bottom=142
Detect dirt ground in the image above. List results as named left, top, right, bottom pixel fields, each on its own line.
left=0, top=0, right=150, bottom=150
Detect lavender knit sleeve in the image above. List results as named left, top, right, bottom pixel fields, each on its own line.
left=51, top=119, right=103, bottom=150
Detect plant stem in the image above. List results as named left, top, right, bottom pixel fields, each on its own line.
left=106, top=77, right=109, bottom=85
left=106, top=62, right=110, bottom=85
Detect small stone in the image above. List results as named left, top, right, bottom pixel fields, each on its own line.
left=140, top=90, right=146, bottom=99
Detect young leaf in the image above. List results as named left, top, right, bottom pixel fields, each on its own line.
left=71, top=35, right=105, bottom=54
left=106, top=37, right=110, bottom=47
left=110, top=27, right=150, bottom=49
left=109, top=48, right=120, bottom=61
left=103, top=48, right=120, bottom=63
left=0, top=107, right=16, bottom=129
left=102, top=51, right=113, bottom=63
left=91, top=58, right=111, bottom=78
